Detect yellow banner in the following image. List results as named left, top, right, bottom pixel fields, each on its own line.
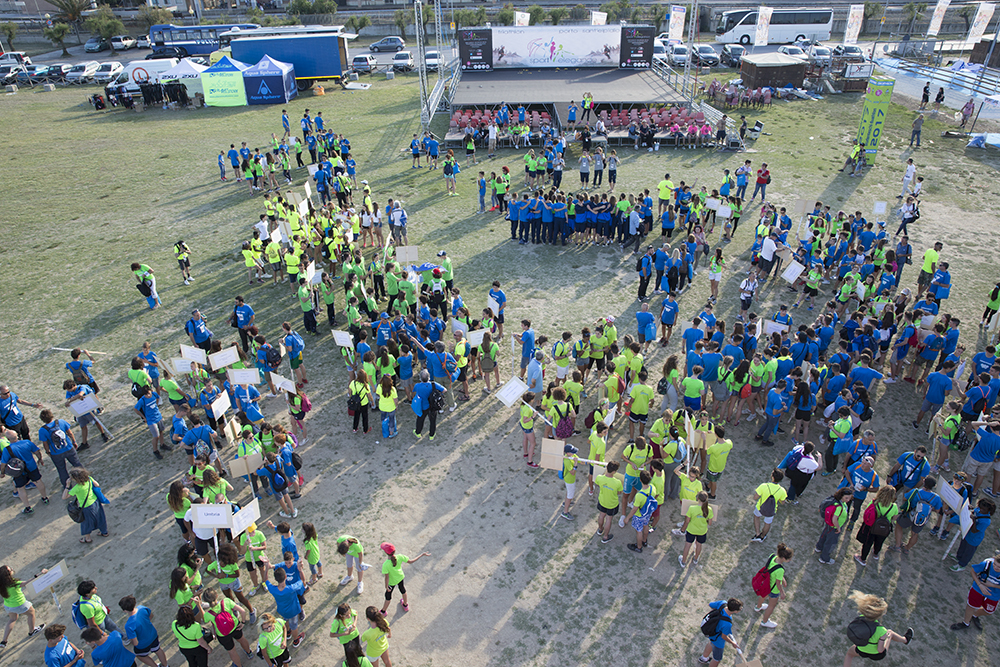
left=856, top=76, right=894, bottom=161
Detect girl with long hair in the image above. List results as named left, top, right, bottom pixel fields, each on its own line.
left=678, top=491, right=713, bottom=567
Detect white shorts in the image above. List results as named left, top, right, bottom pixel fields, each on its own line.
left=753, top=508, right=774, bottom=524
left=556, top=364, right=569, bottom=379
left=709, top=271, right=722, bottom=282
left=994, top=458, right=1000, bottom=472
left=565, top=481, right=576, bottom=500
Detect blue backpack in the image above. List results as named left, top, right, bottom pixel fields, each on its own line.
left=637, top=489, right=658, bottom=521
left=71, top=599, right=96, bottom=629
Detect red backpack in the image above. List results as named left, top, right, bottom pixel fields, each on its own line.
left=214, top=606, right=237, bottom=636
left=751, top=556, right=782, bottom=598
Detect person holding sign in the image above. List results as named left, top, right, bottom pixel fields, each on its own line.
left=0, top=564, right=46, bottom=649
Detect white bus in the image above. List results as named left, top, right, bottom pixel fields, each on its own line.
left=715, top=8, right=833, bottom=45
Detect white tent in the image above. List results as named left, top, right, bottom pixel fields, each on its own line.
left=159, top=58, right=208, bottom=97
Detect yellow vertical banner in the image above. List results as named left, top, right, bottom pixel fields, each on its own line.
left=857, top=76, right=894, bottom=162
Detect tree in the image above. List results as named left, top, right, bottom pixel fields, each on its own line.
left=548, top=7, right=568, bottom=25
left=345, top=15, right=372, bottom=35
left=0, top=22, right=15, bottom=49
left=49, top=0, right=90, bottom=24
left=84, top=6, right=126, bottom=54
left=495, top=3, right=515, bottom=26
left=286, top=0, right=312, bottom=15
left=43, top=22, right=72, bottom=57
left=528, top=5, right=546, bottom=25
left=569, top=4, right=588, bottom=21
left=902, top=2, right=927, bottom=34
left=600, top=0, right=635, bottom=22
left=136, top=6, right=172, bottom=32
left=393, top=9, right=408, bottom=38
left=473, top=7, right=487, bottom=25
left=454, top=9, right=476, bottom=29
left=958, top=5, right=976, bottom=31
left=312, top=0, right=337, bottom=15
left=649, top=5, right=667, bottom=33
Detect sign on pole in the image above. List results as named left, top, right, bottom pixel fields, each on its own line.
left=927, top=0, right=951, bottom=37
left=209, top=346, right=241, bottom=371
left=845, top=4, right=865, bottom=45
left=669, top=6, right=686, bottom=43
left=754, top=6, right=773, bottom=47
left=967, top=2, right=995, bottom=46
left=192, top=503, right=233, bottom=530
left=857, top=76, right=894, bottom=161
left=230, top=498, right=260, bottom=538
left=180, top=344, right=208, bottom=365
left=590, top=10, right=607, bottom=26
left=494, top=376, right=529, bottom=408
left=515, top=11, right=529, bottom=26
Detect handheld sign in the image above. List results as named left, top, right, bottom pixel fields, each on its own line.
left=304, top=181, right=313, bottom=200
left=170, top=357, right=193, bottom=374
left=487, top=296, right=500, bottom=316
left=781, top=260, right=805, bottom=284
left=192, top=503, right=233, bottom=530
left=395, top=246, right=419, bottom=265
left=222, top=416, right=241, bottom=448
left=873, top=201, right=887, bottom=215
left=539, top=438, right=606, bottom=471
left=209, top=346, right=241, bottom=371
left=332, top=330, right=354, bottom=348
left=603, top=404, right=617, bottom=427
left=763, top=320, right=789, bottom=336
left=67, top=393, right=102, bottom=418
left=24, top=559, right=68, bottom=598
left=305, top=261, right=316, bottom=283
left=270, top=228, right=281, bottom=244
left=228, top=451, right=263, bottom=478
left=468, top=329, right=486, bottom=348
left=230, top=498, right=260, bottom=538
left=495, top=376, right=529, bottom=408
left=680, top=499, right=723, bottom=521
left=227, top=368, right=261, bottom=386
left=286, top=191, right=302, bottom=206
left=210, top=391, right=231, bottom=420
left=270, top=372, right=297, bottom=395
left=180, top=344, right=208, bottom=365
left=298, top=199, right=309, bottom=217
left=452, top=319, right=469, bottom=336
left=939, top=475, right=965, bottom=513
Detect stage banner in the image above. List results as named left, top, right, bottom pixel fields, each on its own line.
left=857, top=76, right=894, bottom=161
left=514, top=11, right=529, bottom=26
left=591, top=11, right=607, bottom=25
left=668, top=5, right=686, bottom=43
left=620, top=25, right=655, bottom=69
left=966, top=2, right=995, bottom=46
left=459, top=28, right=494, bottom=71
left=754, top=6, right=773, bottom=47
left=927, top=0, right=951, bottom=37
left=845, top=5, right=865, bottom=45
left=492, top=26, right=621, bottom=68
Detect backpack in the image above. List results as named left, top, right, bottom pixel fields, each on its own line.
left=584, top=409, right=597, bottom=429
left=870, top=505, right=893, bottom=537
left=265, top=345, right=282, bottom=369
left=429, top=385, right=446, bottom=412
left=906, top=490, right=933, bottom=527
left=554, top=405, right=573, bottom=439
left=193, top=439, right=210, bottom=458
left=214, top=607, right=237, bottom=636
left=786, top=447, right=805, bottom=471
left=859, top=403, right=874, bottom=422
left=671, top=439, right=687, bottom=465
left=71, top=600, right=93, bottom=629
left=347, top=392, right=363, bottom=413
left=69, top=362, right=89, bottom=385
left=265, top=463, right=288, bottom=492
left=700, top=607, right=727, bottom=637
left=130, top=382, right=144, bottom=398
left=656, top=377, right=670, bottom=395
left=443, top=161, right=453, bottom=176
left=846, top=617, right=877, bottom=646
left=43, top=424, right=70, bottom=452
left=819, top=496, right=839, bottom=527
left=751, top=557, right=782, bottom=598
left=667, top=264, right=679, bottom=283
left=635, top=254, right=645, bottom=272
left=291, top=452, right=303, bottom=471
left=300, top=393, right=312, bottom=413
left=2, top=456, right=26, bottom=478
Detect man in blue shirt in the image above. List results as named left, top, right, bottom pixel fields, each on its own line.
left=81, top=628, right=134, bottom=667
left=951, top=500, right=996, bottom=571
left=887, top=447, right=930, bottom=493
left=239, top=141, right=251, bottom=163
left=0, top=385, right=41, bottom=440
left=281, top=109, right=290, bottom=140
left=489, top=281, right=507, bottom=340
left=847, top=354, right=883, bottom=391
left=566, top=101, right=578, bottom=128
left=263, top=568, right=306, bottom=647
left=913, top=364, right=953, bottom=428
left=755, top=379, right=788, bottom=447
left=66, top=347, right=101, bottom=395
left=638, top=246, right=654, bottom=301
left=227, top=144, right=241, bottom=181
left=133, top=385, right=165, bottom=460
left=413, top=370, right=446, bottom=440
left=895, top=477, right=944, bottom=552
left=233, top=295, right=256, bottom=352
left=515, top=320, right=536, bottom=379
left=936, top=317, right=960, bottom=370
left=234, top=383, right=265, bottom=425
left=700, top=599, right=742, bottom=665
left=38, top=409, right=82, bottom=489
left=839, top=456, right=880, bottom=523
left=659, top=292, right=679, bottom=346
left=636, top=303, right=656, bottom=354
left=181, top=416, right=220, bottom=465
left=951, top=550, right=1000, bottom=630
left=185, top=309, right=213, bottom=352
left=410, top=133, right=421, bottom=168
left=44, top=625, right=86, bottom=667
left=0, top=437, right=48, bottom=513
left=965, top=421, right=1000, bottom=495
left=120, top=595, right=169, bottom=667
left=681, top=318, right=704, bottom=354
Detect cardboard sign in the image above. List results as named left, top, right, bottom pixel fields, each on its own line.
left=298, top=199, right=309, bottom=217
left=603, top=404, right=617, bottom=427
left=716, top=205, right=732, bottom=219
left=24, top=559, right=69, bottom=597
left=488, top=296, right=500, bottom=316
left=781, top=260, right=805, bottom=284
left=306, top=164, right=318, bottom=177
left=192, top=503, right=233, bottom=530
left=395, top=245, right=419, bottom=264
left=209, top=346, right=241, bottom=371
left=452, top=319, right=469, bottom=336
left=210, top=391, right=231, bottom=420
left=706, top=197, right=720, bottom=211
left=222, top=416, right=241, bottom=447
left=180, top=344, right=208, bottom=364
left=959, top=498, right=974, bottom=537
left=468, top=329, right=486, bottom=348
left=939, top=475, right=966, bottom=513
left=304, top=181, right=313, bottom=199
left=270, top=228, right=281, bottom=244
left=67, top=393, right=102, bottom=418
left=227, top=368, right=261, bottom=386
left=170, top=357, right=193, bottom=374
left=495, top=376, right=529, bottom=408
left=775, top=246, right=792, bottom=263
left=539, top=437, right=566, bottom=470
left=270, top=372, right=297, bottom=394
left=793, top=198, right=809, bottom=216
left=332, top=330, right=354, bottom=347
left=230, top=498, right=260, bottom=538
left=763, top=320, right=789, bottom=336
left=873, top=201, right=887, bottom=215
left=286, top=191, right=303, bottom=206
left=856, top=283, right=868, bottom=302
left=305, top=261, right=316, bottom=283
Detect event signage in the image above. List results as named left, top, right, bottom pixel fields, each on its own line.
left=458, top=29, right=494, bottom=71
left=967, top=2, right=995, bottom=46
left=668, top=6, right=686, bottom=43
left=857, top=76, right=894, bottom=160
left=492, top=25, right=621, bottom=68
left=927, top=0, right=951, bottom=37
left=619, top=25, right=654, bottom=69
left=845, top=5, right=865, bottom=45
left=754, top=6, right=773, bottom=47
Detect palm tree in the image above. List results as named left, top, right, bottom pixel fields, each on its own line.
left=548, top=7, right=568, bottom=26
left=393, top=9, right=408, bottom=39
left=47, top=0, right=90, bottom=43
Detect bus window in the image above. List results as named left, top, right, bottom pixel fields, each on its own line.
left=152, top=31, right=164, bottom=42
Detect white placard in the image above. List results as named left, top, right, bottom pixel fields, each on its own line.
left=959, top=498, right=974, bottom=537
left=706, top=198, right=720, bottom=211
left=304, top=181, right=313, bottom=199
left=920, top=314, right=936, bottom=328
left=25, top=559, right=69, bottom=597
left=181, top=344, right=208, bottom=364
left=67, top=393, right=102, bottom=418
left=781, top=260, right=805, bottom=284
left=227, top=368, right=261, bottom=386
left=209, top=346, right=241, bottom=371
left=192, top=503, right=233, bottom=529
left=210, top=391, right=231, bottom=419
left=305, top=261, right=316, bottom=283
left=468, top=329, right=486, bottom=348
left=873, top=201, right=887, bottom=215
left=495, top=376, right=530, bottom=408
left=939, top=475, right=965, bottom=512
left=395, top=246, right=419, bottom=264
left=856, top=283, right=867, bottom=302
left=603, top=404, right=617, bottom=427
left=453, top=319, right=469, bottom=336
left=270, top=372, right=297, bottom=394
left=286, top=192, right=302, bottom=207
left=230, top=498, right=260, bottom=538
left=763, top=320, right=789, bottom=335
left=307, top=164, right=319, bottom=177
left=716, top=205, right=732, bottom=219
left=279, top=220, right=292, bottom=244
left=332, top=330, right=354, bottom=347
left=590, top=10, right=607, bottom=25
left=170, top=357, right=193, bottom=374
left=488, top=296, right=500, bottom=316
left=269, top=228, right=281, bottom=244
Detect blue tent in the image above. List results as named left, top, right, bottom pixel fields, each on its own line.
left=243, top=55, right=297, bottom=105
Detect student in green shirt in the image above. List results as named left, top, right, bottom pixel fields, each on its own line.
left=0, top=564, right=46, bottom=646
left=843, top=591, right=913, bottom=664
left=681, top=366, right=706, bottom=411
left=815, top=487, right=853, bottom=564
left=259, top=613, right=291, bottom=666
left=329, top=603, right=362, bottom=665
left=76, top=580, right=118, bottom=632
left=705, top=426, right=734, bottom=499
left=319, top=273, right=338, bottom=327
left=378, top=543, right=431, bottom=615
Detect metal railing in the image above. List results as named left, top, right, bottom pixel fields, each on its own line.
left=651, top=58, right=697, bottom=103
left=877, top=55, right=1000, bottom=99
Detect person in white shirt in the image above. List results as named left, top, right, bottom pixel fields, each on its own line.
left=757, top=232, right=786, bottom=280
left=898, top=158, right=916, bottom=199
left=739, top=273, right=759, bottom=321
left=487, top=121, right=498, bottom=157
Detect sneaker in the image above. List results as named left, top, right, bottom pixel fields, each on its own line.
left=21, top=506, right=33, bottom=514
left=883, top=377, right=896, bottom=384
left=588, top=489, right=594, bottom=497
left=601, top=534, right=614, bottom=544
left=950, top=622, right=970, bottom=631
left=618, top=516, right=626, bottom=529
left=760, top=620, right=777, bottom=629
left=677, top=554, right=685, bottom=566
left=819, top=558, right=834, bottom=564
left=854, top=555, right=867, bottom=567
left=292, top=509, right=298, bottom=518
left=930, top=526, right=939, bottom=536
left=248, top=610, right=257, bottom=625
left=154, top=450, right=163, bottom=460
left=101, top=432, right=110, bottom=442
left=358, top=563, right=370, bottom=571
left=292, top=635, right=305, bottom=648
left=413, top=430, right=423, bottom=439
left=939, top=530, right=950, bottom=540
left=184, top=279, right=190, bottom=285
left=984, top=488, right=998, bottom=498
left=339, top=575, right=353, bottom=586
left=357, top=581, right=364, bottom=594
left=527, top=462, right=539, bottom=468
left=972, top=616, right=983, bottom=630
left=751, top=534, right=763, bottom=543
left=754, top=603, right=768, bottom=612
left=279, top=511, right=291, bottom=518
left=903, top=628, right=913, bottom=644
left=950, top=564, right=965, bottom=572
left=28, top=624, right=45, bottom=637
left=560, top=512, right=575, bottom=521
left=628, top=543, right=643, bottom=553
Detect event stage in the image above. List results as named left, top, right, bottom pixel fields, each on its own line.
left=451, top=68, right=686, bottom=107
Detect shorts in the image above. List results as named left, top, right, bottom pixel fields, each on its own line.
left=628, top=411, right=648, bottom=424
left=916, top=355, right=935, bottom=367
left=795, top=409, right=813, bottom=421
left=741, top=296, right=753, bottom=312
left=715, top=130, right=726, bottom=141
left=283, top=614, right=299, bottom=632
left=345, top=554, right=363, bottom=570
left=961, top=410, right=978, bottom=423
left=710, top=640, right=725, bottom=661
left=220, top=578, right=243, bottom=592
left=576, top=357, right=590, bottom=368
left=268, top=649, right=291, bottom=666
left=3, top=601, right=32, bottom=615
left=466, top=148, right=474, bottom=156
left=963, top=455, right=994, bottom=479
left=565, top=481, right=576, bottom=500
left=920, top=398, right=942, bottom=414
left=309, top=561, right=323, bottom=574
left=805, top=285, right=818, bottom=297
left=521, top=425, right=534, bottom=434
left=12, top=468, right=42, bottom=488
left=896, top=514, right=924, bottom=533
left=520, top=356, right=530, bottom=370
left=856, top=649, right=887, bottom=661
left=706, top=469, right=723, bottom=482
left=588, top=357, right=606, bottom=372
left=290, top=354, right=303, bottom=370
left=271, top=262, right=282, bottom=273
left=556, top=365, right=569, bottom=379
left=994, top=458, right=1000, bottom=472
left=457, top=367, right=467, bottom=383
left=917, top=270, right=932, bottom=287
left=217, top=627, right=244, bottom=651
left=193, top=536, right=213, bottom=556
left=178, top=258, right=190, bottom=270
left=968, top=587, right=998, bottom=614
left=133, top=636, right=161, bottom=657
left=685, top=532, right=707, bottom=544
left=753, top=508, right=774, bottom=524
left=245, top=559, right=262, bottom=572
left=624, top=474, right=641, bottom=494
left=599, top=504, right=619, bottom=516
left=496, top=312, right=504, bottom=324
left=759, top=258, right=774, bottom=275
left=76, top=412, right=96, bottom=426
left=709, top=271, right=722, bottom=282
left=147, top=420, right=162, bottom=437
left=684, top=396, right=702, bottom=411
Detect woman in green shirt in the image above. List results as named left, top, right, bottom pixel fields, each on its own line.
left=159, top=369, right=191, bottom=409
left=843, top=590, right=912, bottom=665
left=167, top=481, right=193, bottom=541
left=171, top=606, right=211, bottom=667
left=479, top=331, right=500, bottom=393
left=0, top=565, right=46, bottom=648
left=329, top=603, right=363, bottom=666
left=61, top=467, right=107, bottom=542
left=379, top=543, right=431, bottom=615
left=259, top=613, right=290, bottom=667
left=169, top=568, right=202, bottom=617
left=206, top=543, right=256, bottom=620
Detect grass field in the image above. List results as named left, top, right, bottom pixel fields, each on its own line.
left=1, top=71, right=999, bottom=667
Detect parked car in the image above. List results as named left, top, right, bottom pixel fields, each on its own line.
left=0, top=64, right=19, bottom=84
left=94, top=61, right=124, bottom=83
left=0, top=51, right=31, bottom=66
left=146, top=46, right=187, bottom=60
left=33, top=63, right=72, bottom=82
left=111, top=35, right=137, bottom=51
left=425, top=49, right=441, bottom=68
left=137, top=35, right=151, bottom=49
left=776, top=45, right=808, bottom=60
left=833, top=44, right=865, bottom=61
left=352, top=54, right=378, bottom=74
left=369, top=36, right=405, bottom=52
left=15, top=64, right=38, bottom=84
left=66, top=61, right=101, bottom=83
left=668, top=44, right=688, bottom=67
left=653, top=42, right=668, bottom=63
left=807, top=44, right=832, bottom=68
left=720, top=43, right=745, bottom=67
left=85, top=36, right=110, bottom=53
left=794, top=37, right=817, bottom=50
left=691, top=44, right=719, bottom=66
left=392, top=50, right=414, bottom=71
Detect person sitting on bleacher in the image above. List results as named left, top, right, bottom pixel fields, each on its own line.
left=628, top=120, right=640, bottom=149
left=669, top=121, right=683, bottom=149
left=700, top=121, right=712, bottom=148
left=686, top=121, right=699, bottom=149
left=595, top=118, right=608, bottom=137
left=640, top=121, right=655, bottom=152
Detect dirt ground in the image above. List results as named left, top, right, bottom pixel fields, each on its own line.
left=0, top=77, right=999, bottom=667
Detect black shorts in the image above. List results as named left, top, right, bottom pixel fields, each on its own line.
left=961, top=410, right=978, bottom=423
left=267, top=649, right=290, bottom=667
left=856, top=649, right=887, bottom=661
left=245, top=560, right=260, bottom=572
left=13, top=468, right=42, bottom=488
left=385, top=580, right=407, bottom=600
left=588, top=357, right=606, bottom=371
left=599, top=504, right=619, bottom=516
left=628, top=411, right=648, bottom=424
left=178, top=258, right=190, bottom=270
left=716, top=129, right=726, bottom=140
left=496, top=312, right=505, bottom=324
left=193, top=535, right=213, bottom=556
left=795, top=409, right=813, bottom=421
left=217, top=627, right=244, bottom=651
left=134, top=637, right=162, bottom=657
left=805, top=286, right=818, bottom=296
left=685, top=532, right=707, bottom=544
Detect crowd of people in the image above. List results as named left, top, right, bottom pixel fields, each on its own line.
left=2, top=101, right=999, bottom=667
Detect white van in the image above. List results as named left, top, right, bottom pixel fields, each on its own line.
left=107, top=58, right=179, bottom=93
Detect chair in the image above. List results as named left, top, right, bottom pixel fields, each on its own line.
left=693, top=112, right=705, bottom=123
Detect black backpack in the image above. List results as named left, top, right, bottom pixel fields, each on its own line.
left=700, top=607, right=726, bottom=637
left=264, top=463, right=288, bottom=492
left=265, top=346, right=282, bottom=369
left=429, top=386, right=446, bottom=412
left=131, top=382, right=144, bottom=398
left=136, top=281, right=152, bottom=297
left=291, top=452, right=303, bottom=470
left=2, top=456, right=26, bottom=479
left=635, top=254, right=644, bottom=272
left=443, top=161, right=453, bottom=176
left=846, top=617, right=877, bottom=646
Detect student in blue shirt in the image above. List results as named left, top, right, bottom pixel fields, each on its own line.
left=81, top=628, right=133, bottom=667
left=38, top=409, right=82, bottom=490
left=839, top=456, right=879, bottom=522
left=44, top=625, right=87, bottom=667
left=263, top=569, right=305, bottom=646
left=133, top=385, right=164, bottom=460
left=636, top=304, right=656, bottom=354
left=913, top=364, right=953, bottom=428
left=928, top=262, right=951, bottom=301
left=937, top=318, right=961, bottom=370
left=951, top=499, right=996, bottom=570
left=846, top=354, right=883, bottom=391
left=227, top=144, right=241, bottom=180
left=888, top=447, right=931, bottom=494
left=951, top=550, right=1000, bottom=630
left=180, top=416, right=219, bottom=465
left=477, top=171, right=487, bottom=213
left=120, top=596, right=169, bottom=667
left=894, top=477, right=944, bottom=552
left=489, top=281, right=507, bottom=339
left=234, top=383, right=265, bottom=424
left=755, top=379, right=788, bottom=446
left=699, top=598, right=742, bottom=665
left=681, top=318, right=704, bottom=354
left=566, top=101, right=578, bottom=127
left=659, top=293, right=679, bottom=345
left=905, top=325, right=945, bottom=385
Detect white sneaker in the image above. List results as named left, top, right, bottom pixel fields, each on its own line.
left=760, top=620, right=778, bottom=629
left=618, top=516, right=626, bottom=528
left=357, top=581, right=364, bottom=594
left=292, top=509, right=298, bottom=518
left=184, top=279, right=190, bottom=285
left=755, top=603, right=769, bottom=612
left=279, top=511, right=291, bottom=518
left=883, top=377, right=896, bottom=384
left=262, top=273, right=273, bottom=279
left=339, top=575, right=353, bottom=586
